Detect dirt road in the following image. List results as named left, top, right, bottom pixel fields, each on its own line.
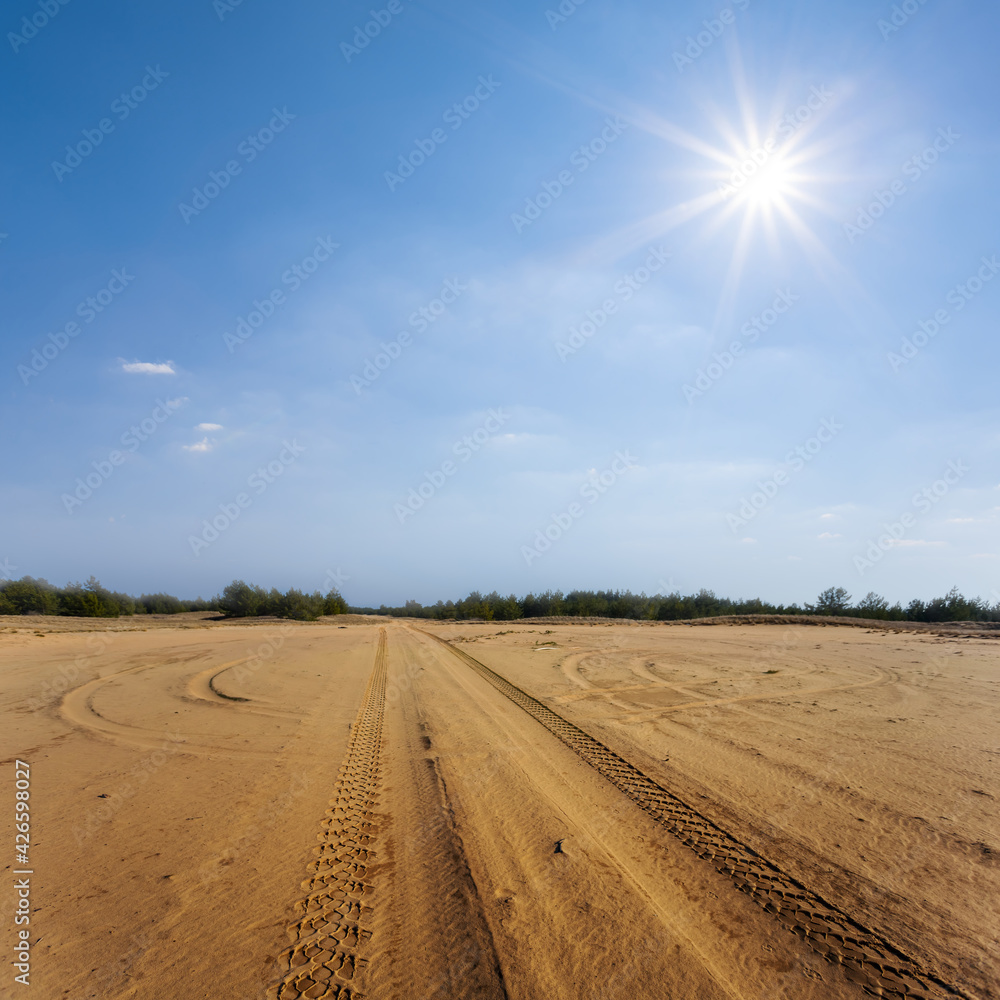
left=2, top=618, right=997, bottom=998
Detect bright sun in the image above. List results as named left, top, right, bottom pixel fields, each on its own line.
left=740, top=156, right=793, bottom=207
left=581, top=62, right=846, bottom=332
left=719, top=145, right=796, bottom=211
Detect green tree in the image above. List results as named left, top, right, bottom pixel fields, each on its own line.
left=323, top=590, right=347, bottom=615
left=807, top=587, right=852, bottom=615
left=59, top=577, right=120, bottom=617
left=457, top=591, right=493, bottom=619
left=109, top=590, right=136, bottom=615
left=483, top=591, right=522, bottom=620
left=856, top=592, right=889, bottom=618
left=279, top=588, right=325, bottom=620
left=0, top=576, right=60, bottom=614
left=262, top=587, right=286, bottom=617
left=139, top=592, right=183, bottom=614
left=218, top=580, right=267, bottom=617
left=921, top=587, right=990, bottom=622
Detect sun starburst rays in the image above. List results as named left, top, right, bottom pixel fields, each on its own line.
left=585, top=88, right=849, bottom=335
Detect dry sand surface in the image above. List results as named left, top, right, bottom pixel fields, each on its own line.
left=2, top=615, right=998, bottom=999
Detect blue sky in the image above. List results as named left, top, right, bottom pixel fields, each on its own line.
left=2, top=0, right=998, bottom=606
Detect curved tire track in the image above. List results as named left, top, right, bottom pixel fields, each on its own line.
left=270, top=628, right=388, bottom=1000
left=59, top=660, right=295, bottom=758
left=187, top=661, right=251, bottom=703
left=416, top=627, right=972, bottom=1000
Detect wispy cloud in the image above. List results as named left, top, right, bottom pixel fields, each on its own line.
left=182, top=437, right=212, bottom=453
left=120, top=360, right=176, bottom=375
left=817, top=531, right=841, bottom=539
left=196, top=422, right=223, bottom=431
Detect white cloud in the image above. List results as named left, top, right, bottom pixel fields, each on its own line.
left=817, top=532, right=841, bottom=539
left=183, top=437, right=212, bottom=453
left=120, top=359, right=176, bottom=375
left=196, top=422, right=223, bottom=431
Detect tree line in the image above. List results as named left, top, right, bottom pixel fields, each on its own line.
left=1, top=576, right=996, bottom=624
left=0, top=576, right=345, bottom=622
left=214, top=580, right=347, bottom=620
left=351, top=585, right=1000, bottom=623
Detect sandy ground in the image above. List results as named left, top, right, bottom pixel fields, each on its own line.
left=1, top=616, right=997, bottom=999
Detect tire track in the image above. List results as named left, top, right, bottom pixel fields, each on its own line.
left=269, top=628, right=388, bottom=1000
left=415, top=627, right=972, bottom=1000
left=374, top=737, right=509, bottom=1000
left=59, top=659, right=294, bottom=758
